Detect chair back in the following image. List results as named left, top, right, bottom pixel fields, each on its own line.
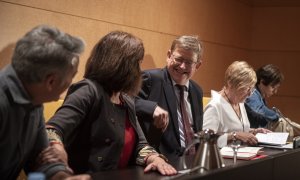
left=43, top=100, right=64, bottom=121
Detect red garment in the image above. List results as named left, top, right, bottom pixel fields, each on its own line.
left=118, top=112, right=136, bottom=168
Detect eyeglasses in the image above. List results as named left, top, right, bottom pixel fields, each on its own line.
left=241, top=86, right=255, bottom=95
left=170, top=55, right=197, bottom=67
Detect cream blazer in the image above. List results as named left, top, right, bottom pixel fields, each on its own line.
left=203, top=90, right=251, bottom=146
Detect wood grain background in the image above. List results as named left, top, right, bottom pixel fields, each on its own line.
left=1, top=0, right=299, bottom=122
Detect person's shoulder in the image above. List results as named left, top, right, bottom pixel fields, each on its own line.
left=209, top=90, right=223, bottom=106
left=252, top=89, right=260, bottom=97
left=143, top=68, right=164, bottom=75
left=0, top=66, right=29, bottom=106
left=0, top=85, right=13, bottom=118
left=0, top=65, right=14, bottom=88
left=0, top=89, right=9, bottom=107
left=189, top=79, right=203, bottom=92
left=142, top=68, right=165, bottom=82
left=203, top=94, right=219, bottom=115
left=68, top=79, right=91, bottom=91
left=246, top=89, right=260, bottom=102
left=68, top=78, right=105, bottom=97
left=71, top=79, right=102, bottom=89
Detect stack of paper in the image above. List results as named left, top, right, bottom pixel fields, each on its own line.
left=256, top=132, right=289, bottom=146
left=220, top=146, right=263, bottom=160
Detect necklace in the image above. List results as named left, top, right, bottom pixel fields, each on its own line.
left=223, top=89, right=245, bottom=132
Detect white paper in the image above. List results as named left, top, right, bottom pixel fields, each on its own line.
left=258, top=142, right=293, bottom=149
left=256, top=132, right=289, bottom=146
left=220, top=146, right=263, bottom=160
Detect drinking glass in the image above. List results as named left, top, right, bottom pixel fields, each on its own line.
left=230, top=140, right=241, bottom=164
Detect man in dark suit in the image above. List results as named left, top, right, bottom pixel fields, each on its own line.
left=136, top=35, right=203, bottom=159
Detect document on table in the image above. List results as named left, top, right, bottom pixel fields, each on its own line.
left=256, top=132, right=289, bottom=146
left=220, top=146, right=263, bottom=160
left=258, top=142, right=293, bottom=149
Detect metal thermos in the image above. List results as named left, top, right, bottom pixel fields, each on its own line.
left=183, top=129, right=225, bottom=173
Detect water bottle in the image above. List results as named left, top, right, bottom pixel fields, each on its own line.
left=27, top=172, right=45, bottom=180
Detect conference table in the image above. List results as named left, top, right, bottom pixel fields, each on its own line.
left=91, top=147, right=300, bottom=180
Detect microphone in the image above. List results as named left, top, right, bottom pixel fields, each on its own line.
left=272, top=106, right=280, bottom=114
left=273, top=107, right=300, bottom=143
left=273, top=106, right=295, bottom=133
left=272, top=106, right=286, bottom=120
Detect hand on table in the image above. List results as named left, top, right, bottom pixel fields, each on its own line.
left=144, top=154, right=177, bottom=176
left=236, top=132, right=258, bottom=145
left=37, top=143, right=73, bottom=174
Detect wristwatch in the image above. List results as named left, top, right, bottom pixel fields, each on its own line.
left=232, top=131, right=237, bottom=141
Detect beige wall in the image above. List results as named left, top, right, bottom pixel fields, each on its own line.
left=0, top=0, right=299, bottom=121
left=250, top=6, right=300, bottom=121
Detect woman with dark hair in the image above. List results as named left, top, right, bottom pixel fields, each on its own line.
left=245, top=64, right=284, bottom=128
left=45, top=31, right=177, bottom=175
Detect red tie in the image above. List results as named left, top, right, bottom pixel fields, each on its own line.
left=177, top=85, right=195, bottom=155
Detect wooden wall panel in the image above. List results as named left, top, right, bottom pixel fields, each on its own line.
left=0, top=1, right=175, bottom=82
left=268, top=97, right=300, bottom=123
left=250, top=51, right=300, bottom=97
left=251, top=7, right=300, bottom=50
left=0, top=0, right=252, bottom=95
left=193, top=42, right=250, bottom=96
left=1, top=0, right=299, bottom=120
left=250, top=6, right=300, bottom=122
left=3, top=0, right=252, bottom=47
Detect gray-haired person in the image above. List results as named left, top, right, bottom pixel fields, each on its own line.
left=0, top=25, right=89, bottom=179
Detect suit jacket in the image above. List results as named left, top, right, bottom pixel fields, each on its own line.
left=47, top=79, right=149, bottom=173
left=135, top=67, right=203, bottom=159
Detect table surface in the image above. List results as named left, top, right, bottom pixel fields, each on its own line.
left=91, top=147, right=300, bottom=180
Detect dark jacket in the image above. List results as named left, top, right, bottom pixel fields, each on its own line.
left=0, top=65, right=66, bottom=180
left=47, top=79, right=149, bottom=173
left=135, top=68, right=203, bottom=159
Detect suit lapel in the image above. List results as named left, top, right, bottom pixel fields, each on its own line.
left=189, top=83, right=203, bottom=132
left=122, top=94, right=136, bottom=127
left=162, top=69, right=181, bottom=142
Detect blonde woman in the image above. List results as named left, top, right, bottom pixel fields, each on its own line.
left=203, top=61, right=270, bottom=147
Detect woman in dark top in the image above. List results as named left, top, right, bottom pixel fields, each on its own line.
left=45, top=31, right=177, bottom=175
